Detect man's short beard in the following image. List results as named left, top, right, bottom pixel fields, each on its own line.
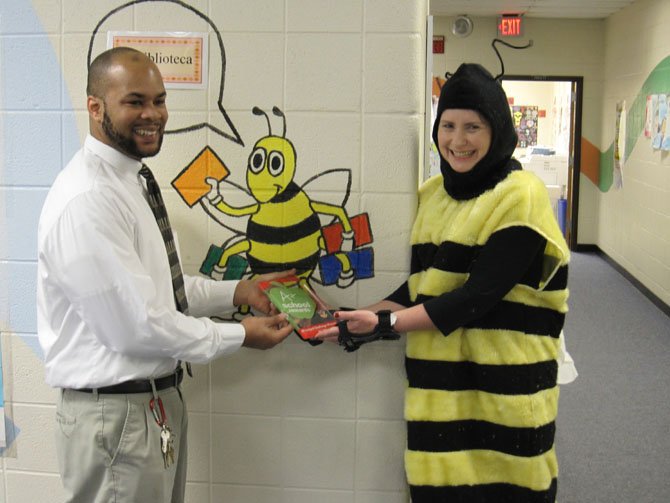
left=102, top=110, right=163, bottom=159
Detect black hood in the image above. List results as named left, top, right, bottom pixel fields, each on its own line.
left=432, top=63, right=520, bottom=200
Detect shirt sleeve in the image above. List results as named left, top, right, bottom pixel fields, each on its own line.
left=384, top=281, right=414, bottom=308
left=44, top=192, right=244, bottom=363
left=184, top=275, right=240, bottom=318
left=423, top=226, right=547, bottom=336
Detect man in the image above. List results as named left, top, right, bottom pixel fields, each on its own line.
left=36, top=47, right=293, bottom=503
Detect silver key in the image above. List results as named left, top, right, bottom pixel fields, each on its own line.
left=166, top=429, right=175, bottom=467
left=160, top=425, right=175, bottom=468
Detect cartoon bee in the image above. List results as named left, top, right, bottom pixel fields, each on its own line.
left=200, top=106, right=356, bottom=292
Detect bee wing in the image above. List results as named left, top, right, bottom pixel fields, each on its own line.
left=301, top=168, right=353, bottom=227
left=199, top=178, right=253, bottom=235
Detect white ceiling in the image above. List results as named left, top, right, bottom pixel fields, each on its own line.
left=430, top=0, right=637, bottom=19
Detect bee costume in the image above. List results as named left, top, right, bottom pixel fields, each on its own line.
left=387, top=64, right=569, bottom=502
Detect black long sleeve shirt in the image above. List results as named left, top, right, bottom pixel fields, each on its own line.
left=386, top=226, right=547, bottom=335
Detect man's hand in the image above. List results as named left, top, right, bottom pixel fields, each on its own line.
left=233, top=269, right=297, bottom=314
left=241, top=313, right=293, bottom=349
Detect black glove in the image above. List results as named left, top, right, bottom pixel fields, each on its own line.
left=337, top=310, right=400, bottom=352
left=304, top=307, right=354, bottom=346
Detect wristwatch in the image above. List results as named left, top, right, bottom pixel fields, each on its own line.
left=376, top=310, right=398, bottom=332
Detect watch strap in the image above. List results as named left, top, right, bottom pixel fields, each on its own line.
left=377, top=310, right=393, bottom=331
left=336, top=310, right=400, bottom=352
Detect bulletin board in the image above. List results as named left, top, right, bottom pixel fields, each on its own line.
left=512, top=105, right=539, bottom=148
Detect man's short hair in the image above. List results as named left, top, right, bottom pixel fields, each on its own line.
left=86, top=47, right=146, bottom=98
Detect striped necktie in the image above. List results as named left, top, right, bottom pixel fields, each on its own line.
left=139, top=164, right=192, bottom=376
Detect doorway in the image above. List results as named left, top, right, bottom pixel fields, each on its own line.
left=501, top=75, right=583, bottom=249
left=426, top=74, right=583, bottom=248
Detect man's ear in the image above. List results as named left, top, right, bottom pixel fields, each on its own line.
left=87, top=96, right=104, bottom=123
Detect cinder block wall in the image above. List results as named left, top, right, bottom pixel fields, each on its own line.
left=0, top=1, right=427, bottom=501
left=433, top=5, right=670, bottom=305
left=597, top=0, right=670, bottom=306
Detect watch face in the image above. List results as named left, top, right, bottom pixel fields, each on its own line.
left=389, top=312, right=398, bottom=328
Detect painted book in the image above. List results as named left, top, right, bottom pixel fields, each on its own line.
left=258, top=276, right=337, bottom=340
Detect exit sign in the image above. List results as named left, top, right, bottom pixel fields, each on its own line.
left=498, top=15, right=523, bottom=37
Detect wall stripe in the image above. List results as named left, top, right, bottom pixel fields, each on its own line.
left=247, top=213, right=321, bottom=244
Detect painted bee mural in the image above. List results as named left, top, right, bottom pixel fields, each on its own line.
left=181, top=107, right=374, bottom=316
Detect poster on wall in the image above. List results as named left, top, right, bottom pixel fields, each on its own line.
left=107, top=31, right=208, bottom=89
left=662, top=95, right=670, bottom=151
left=613, top=101, right=625, bottom=190
left=649, top=95, right=659, bottom=144
left=644, top=95, right=655, bottom=138
left=553, top=93, right=571, bottom=154
left=652, top=94, right=667, bottom=150
left=511, top=106, right=538, bottom=148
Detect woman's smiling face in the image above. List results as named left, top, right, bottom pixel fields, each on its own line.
left=436, top=109, right=492, bottom=173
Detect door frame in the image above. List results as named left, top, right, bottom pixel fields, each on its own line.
left=502, top=75, right=584, bottom=250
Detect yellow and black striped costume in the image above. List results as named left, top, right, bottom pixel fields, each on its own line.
left=405, top=170, right=569, bottom=502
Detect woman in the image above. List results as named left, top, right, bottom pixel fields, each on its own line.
left=320, top=63, right=569, bottom=502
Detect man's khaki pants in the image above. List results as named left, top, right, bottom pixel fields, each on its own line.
left=55, top=386, right=187, bottom=503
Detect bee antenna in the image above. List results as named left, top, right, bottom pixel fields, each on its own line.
left=252, top=106, right=272, bottom=135
left=272, top=107, right=287, bottom=138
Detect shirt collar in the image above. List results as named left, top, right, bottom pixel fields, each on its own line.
left=85, top=134, right=144, bottom=176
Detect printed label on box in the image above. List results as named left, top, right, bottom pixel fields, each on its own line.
left=259, top=276, right=336, bottom=340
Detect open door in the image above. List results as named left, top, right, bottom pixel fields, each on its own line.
left=501, top=75, right=583, bottom=249
left=424, top=65, right=583, bottom=248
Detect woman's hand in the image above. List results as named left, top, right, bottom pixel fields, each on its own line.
left=315, top=309, right=379, bottom=342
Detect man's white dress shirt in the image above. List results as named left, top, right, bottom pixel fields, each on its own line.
left=37, top=135, right=245, bottom=388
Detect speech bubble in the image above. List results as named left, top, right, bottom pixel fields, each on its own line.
left=87, top=0, right=243, bottom=146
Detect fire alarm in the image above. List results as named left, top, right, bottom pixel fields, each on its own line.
left=433, top=35, right=445, bottom=54
left=452, top=15, right=473, bottom=38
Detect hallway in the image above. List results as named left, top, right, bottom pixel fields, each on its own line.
left=557, top=252, right=670, bottom=502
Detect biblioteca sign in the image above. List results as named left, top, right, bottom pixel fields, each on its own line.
left=108, top=32, right=208, bottom=89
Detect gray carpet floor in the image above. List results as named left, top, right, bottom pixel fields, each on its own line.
left=556, top=252, right=670, bottom=502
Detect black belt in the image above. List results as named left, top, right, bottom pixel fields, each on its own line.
left=74, top=367, right=183, bottom=394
